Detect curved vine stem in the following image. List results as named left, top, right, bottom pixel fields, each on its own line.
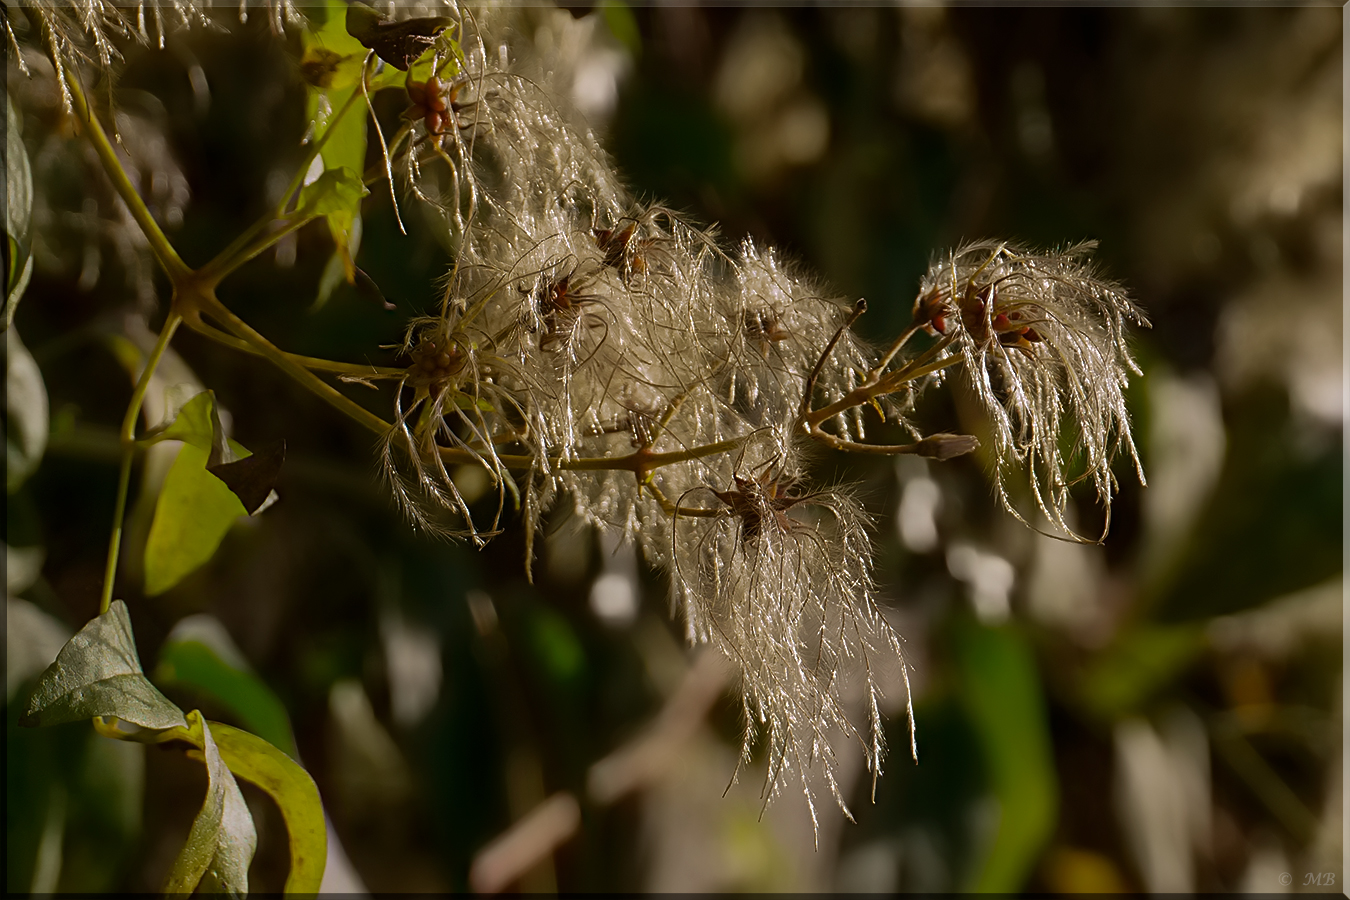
left=184, top=317, right=406, bottom=379
left=197, top=212, right=320, bottom=287
left=803, top=335, right=958, bottom=432
left=60, top=63, right=191, bottom=285
left=189, top=289, right=394, bottom=437
left=100, top=311, right=182, bottom=614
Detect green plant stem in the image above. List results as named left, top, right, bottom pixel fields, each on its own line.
left=641, top=481, right=719, bottom=518
left=100, top=311, right=182, bottom=614
left=61, top=67, right=191, bottom=285
left=564, top=435, right=752, bottom=476
left=184, top=317, right=405, bottom=378
left=277, top=77, right=369, bottom=219
left=197, top=213, right=319, bottom=286
left=197, top=71, right=369, bottom=285
left=808, top=431, right=939, bottom=456
left=184, top=285, right=755, bottom=481
left=195, top=290, right=394, bottom=436
left=190, top=285, right=759, bottom=478
left=798, top=298, right=867, bottom=422
left=452, top=434, right=753, bottom=477
left=804, top=336, right=958, bottom=431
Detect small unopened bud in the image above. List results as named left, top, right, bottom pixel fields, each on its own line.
left=914, top=433, right=980, bottom=460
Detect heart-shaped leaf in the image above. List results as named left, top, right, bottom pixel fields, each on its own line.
left=141, top=389, right=239, bottom=466
left=21, top=600, right=187, bottom=730
left=141, top=389, right=282, bottom=512
left=301, top=0, right=369, bottom=91
left=142, top=389, right=217, bottom=451
left=164, top=711, right=257, bottom=898
left=144, top=442, right=249, bottom=596
left=142, top=391, right=283, bottom=594
left=302, top=0, right=372, bottom=305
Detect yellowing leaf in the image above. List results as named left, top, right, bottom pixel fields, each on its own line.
left=20, top=600, right=187, bottom=730
left=209, top=722, right=327, bottom=894
left=164, top=711, right=257, bottom=898
left=144, top=442, right=247, bottom=596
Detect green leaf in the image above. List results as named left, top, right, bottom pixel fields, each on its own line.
left=320, top=168, right=365, bottom=293
left=164, top=712, right=257, bottom=898
left=4, top=90, right=33, bottom=331
left=141, top=389, right=281, bottom=516
left=20, top=600, right=187, bottom=730
left=301, top=0, right=369, bottom=91
left=142, top=389, right=216, bottom=450
left=298, top=166, right=367, bottom=219
left=451, top=391, right=498, bottom=414
left=209, top=722, right=327, bottom=895
left=956, top=623, right=1057, bottom=893
left=143, top=442, right=248, bottom=596
left=155, top=617, right=299, bottom=759
left=302, top=0, right=371, bottom=297
left=139, top=391, right=272, bottom=593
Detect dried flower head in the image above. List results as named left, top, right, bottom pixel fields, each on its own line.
left=670, top=449, right=914, bottom=835
left=381, top=314, right=528, bottom=545
left=361, top=7, right=1143, bottom=831
left=914, top=240, right=1148, bottom=540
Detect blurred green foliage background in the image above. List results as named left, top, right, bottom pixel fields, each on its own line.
left=6, top=3, right=1342, bottom=893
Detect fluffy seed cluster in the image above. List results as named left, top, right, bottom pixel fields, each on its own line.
left=912, top=240, right=1148, bottom=540
left=14, top=1, right=1147, bottom=823
left=371, top=9, right=1146, bottom=817
left=670, top=459, right=911, bottom=830
left=375, top=8, right=911, bottom=819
